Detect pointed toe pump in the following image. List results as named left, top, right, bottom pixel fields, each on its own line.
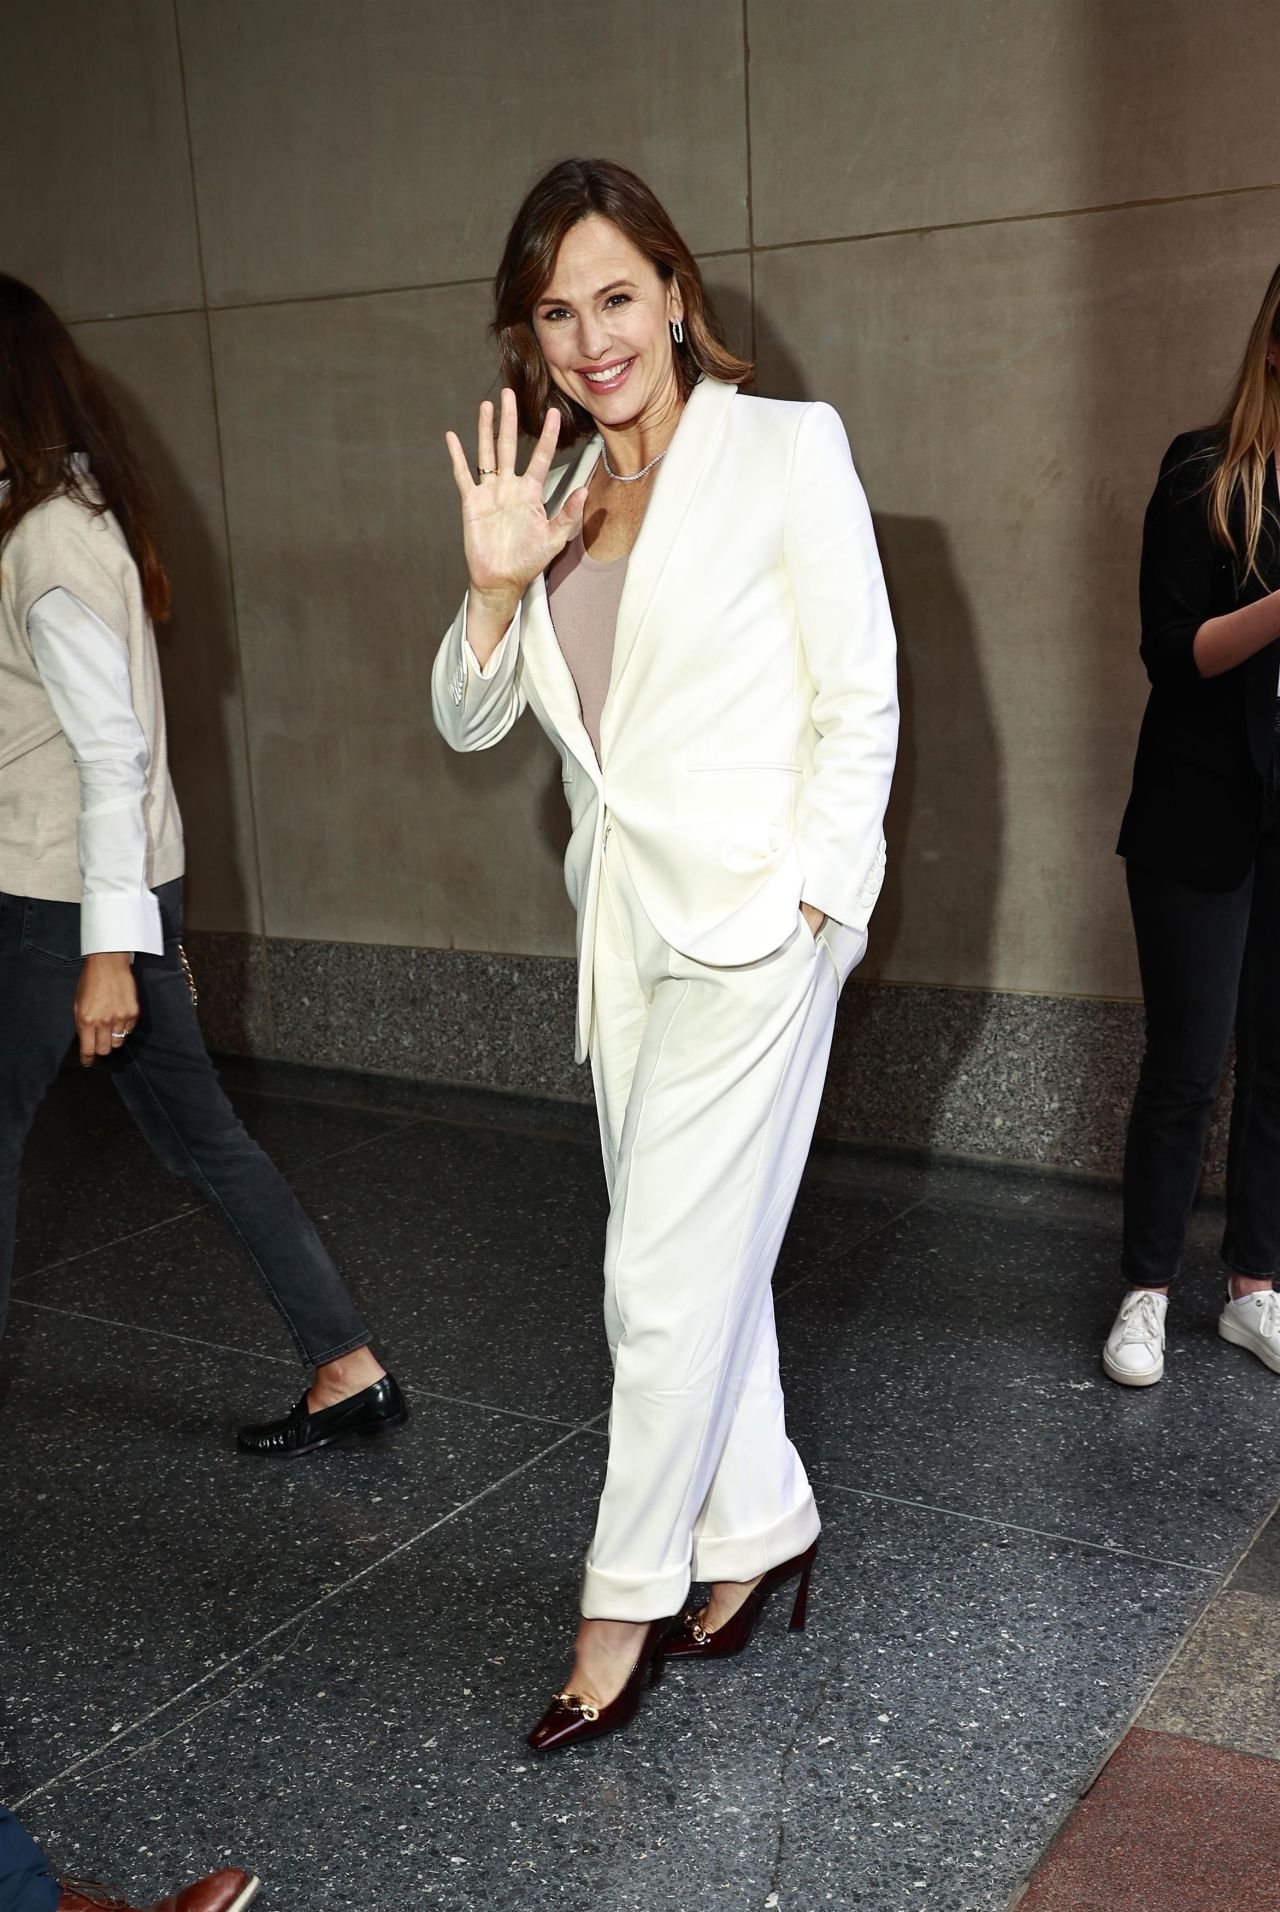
left=527, top=1616, right=676, bottom=1753
left=664, top=1539, right=817, bottom=1662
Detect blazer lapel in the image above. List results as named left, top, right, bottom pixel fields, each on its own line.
left=600, top=378, right=737, bottom=748
left=517, top=433, right=603, bottom=777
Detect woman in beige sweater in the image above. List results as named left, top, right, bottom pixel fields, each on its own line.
left=0, top=274, right=405, bottom=1457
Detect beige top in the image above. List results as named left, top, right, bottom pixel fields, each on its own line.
left=0, top=483, right=184, bottom=905
left=546, top=530, right=628, bottom=767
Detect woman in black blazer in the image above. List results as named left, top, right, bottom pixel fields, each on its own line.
left=1106, top=263, right=1280, bottom=1386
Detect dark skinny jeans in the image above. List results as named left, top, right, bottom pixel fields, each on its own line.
left=1122, top=751, right=1280, bottom=1290
left=0, top=879, right=370, bottom=1364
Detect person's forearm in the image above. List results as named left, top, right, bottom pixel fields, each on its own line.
left=1192, top=589, right=1280, bottom=677
left=465, top=587, right=520, bottom=668
left=27, top=587, right=164, bottom=954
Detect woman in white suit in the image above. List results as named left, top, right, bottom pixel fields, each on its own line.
left=433, top=159, right=898, bottom=1751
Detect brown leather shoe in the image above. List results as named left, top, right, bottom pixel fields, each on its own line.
left=58, top=1868, right=258, bottom=1911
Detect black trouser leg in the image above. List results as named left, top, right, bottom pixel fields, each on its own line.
left=1221, top=816, right=1280, bottom=1279
left=1121, top=862, right=1252, bottom=1290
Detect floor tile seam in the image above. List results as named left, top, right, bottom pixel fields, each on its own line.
left=4, top=1299, right=611, bottom=1435
left=256, top=1110, right=442, bottom=1179
left=1222, top=1486, right=1280, bottom=1593
left=1002, top=1721, right=1280, bottom=1910
left=409, top=1384, right=610, bottom=1436
left=229, top=1086, right=421, bottom=1127
left=12, top=1109, right=437, bottom=1293
left=773, top=1194, right=930, bottom=1302
left=224, top=1082, right=598, bottom=1148
left=822, top=1480, right=1220, bottom=1577
left=15, top=1417, right=595, bottom=1809
left=1002, top=1557, right=1261, bottom=1909
left=1134, top=1584, right=1280, bottom=1748
left=217, top=1082, right=422, bottom=1119
left=374, top=1107, right=600, bottom=1152
left=9, top=1204, right=203, bottom=1288
left=1121, top=1487, right=1280, bottom=1750
left=1131, top=1714, right=1280, bottom=1768
left=7, top=1296, right=299, bottom=1367
left=57, top=1627, right=317, bottom=1795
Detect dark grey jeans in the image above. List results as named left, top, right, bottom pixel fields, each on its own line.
left=0, top=879, right=371, bottom=1365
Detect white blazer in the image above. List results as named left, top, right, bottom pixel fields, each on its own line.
left=432, top=376, right=899, bottom=1061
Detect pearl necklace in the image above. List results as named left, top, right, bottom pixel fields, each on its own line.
left=601, top=444, right=667, bottom=484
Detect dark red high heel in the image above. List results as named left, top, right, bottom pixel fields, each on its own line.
left=527, top=1615, right=678, bottom=1753
left=663, top=1539, right=818, bottom=1660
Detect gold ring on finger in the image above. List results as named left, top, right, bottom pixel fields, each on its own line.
left=477, top=466, right=497, bottom=479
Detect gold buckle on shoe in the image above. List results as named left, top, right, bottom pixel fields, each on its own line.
left=555, top=1690, right=600, bottom=1722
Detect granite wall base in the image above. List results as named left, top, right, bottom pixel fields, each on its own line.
left=189, top=932, right=1231, bottom=1190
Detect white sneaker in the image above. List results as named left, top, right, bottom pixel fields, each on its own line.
left=1217, top=1289, right=1280, bottom=1373
left=1102, top=1289, right=1167, bottom=1386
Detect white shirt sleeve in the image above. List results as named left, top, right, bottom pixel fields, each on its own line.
left=26, top=586, right=164, bottom=956
left=463, top=621, right=517, bottom=679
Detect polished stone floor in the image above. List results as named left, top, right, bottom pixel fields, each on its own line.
left=3, top=1059, right=1278, bottom=1912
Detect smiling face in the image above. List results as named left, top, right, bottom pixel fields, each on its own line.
left=532, top=214, right=684, bottom=434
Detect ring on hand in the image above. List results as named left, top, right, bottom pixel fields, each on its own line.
left=476, top=466, right=497, bottom=479
left=111, top=1030, right=128, bottom=1042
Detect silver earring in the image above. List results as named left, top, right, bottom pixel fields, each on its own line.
left=671, top=319, right=685, bottom=346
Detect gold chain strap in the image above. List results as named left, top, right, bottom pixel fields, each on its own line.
left=176, top=941, right=199, bottom=1007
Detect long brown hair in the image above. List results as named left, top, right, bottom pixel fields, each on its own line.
left=0, top=274, right=170, bottom=620
left=492, top=158, right=753, bottom=443
left=1207, top=261, right=1280, bottom=584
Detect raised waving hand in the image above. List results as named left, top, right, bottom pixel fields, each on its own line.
left=445, top=388, right=589, bottom=663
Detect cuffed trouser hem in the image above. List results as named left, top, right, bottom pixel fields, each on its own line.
left=579, top=1496, right=823, bottom=1621
left=307, top=1330, right=375, bottom=1369
left=580, top=1557, right=694, bottom=1623
left=1219, top=1251, right=1277, bottom=1281
left=692, top=1492, right=821, bottom=1587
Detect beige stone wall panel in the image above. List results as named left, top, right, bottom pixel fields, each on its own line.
left=71, top=313, right=262, bottom=934
left=177, top=0, right=748, bottom=305
left=209, top=283, right=577, bottom=951
left=747, top=0, right=1280, bottom=246
left=0, top=0, right=202, bottom=320
left=754, top=188, right=1280, bottom=998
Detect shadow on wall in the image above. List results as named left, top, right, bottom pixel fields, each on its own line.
left=90, top=362, right=266, bottom=1051
left=752, top=304, right=1004, bottom=1152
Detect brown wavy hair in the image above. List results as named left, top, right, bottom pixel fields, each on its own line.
left=0, top=274, right=170, bottom=620
left=1206, top=260, right=1280, bottom=584
left=492, top=158, right=753, bottom=443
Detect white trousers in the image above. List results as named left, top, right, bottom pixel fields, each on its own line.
left=581, top=831, right=866, bottom=1620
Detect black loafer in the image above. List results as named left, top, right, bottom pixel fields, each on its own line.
left=236, top=1374, right=409, bottom=1456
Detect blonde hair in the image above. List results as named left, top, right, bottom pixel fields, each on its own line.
left=1207, top=262, right=1280, bottom=582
